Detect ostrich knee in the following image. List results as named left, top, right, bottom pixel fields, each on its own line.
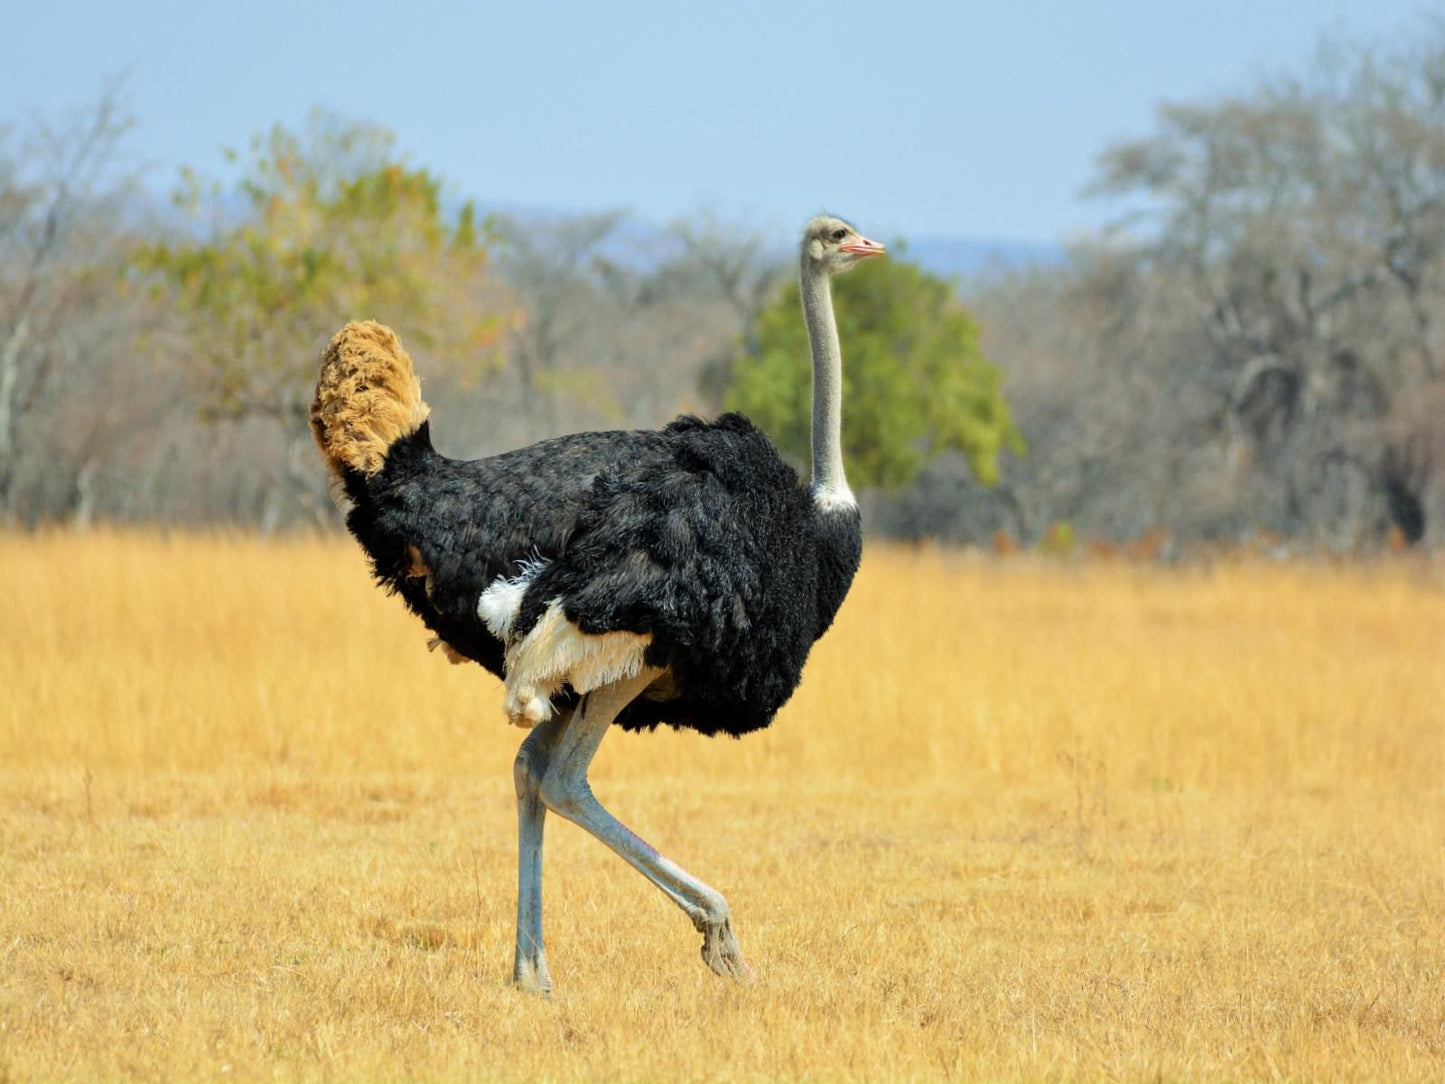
left=513, top=747, right=540, bottom=802
left=513, top=728, right=555, bottom=801
left=536, top=768, right=591, bottom=821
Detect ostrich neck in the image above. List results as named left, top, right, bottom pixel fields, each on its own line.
left=801, top=262, right=854, bottom=510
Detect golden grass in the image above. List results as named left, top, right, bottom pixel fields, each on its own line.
left=1, top=531, right=1442, bottom=1082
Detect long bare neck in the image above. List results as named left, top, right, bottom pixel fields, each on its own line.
left=800, top=259, right=855, bottom=510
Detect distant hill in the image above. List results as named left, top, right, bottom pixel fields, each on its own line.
left=900, top=235, right=1065, bottom=279
left=482, top=203, right=1066, bottom=281
left=151, top=191, right=1067, bottom=282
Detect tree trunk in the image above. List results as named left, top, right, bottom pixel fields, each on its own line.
left=0, top=315, right=30, bottom=520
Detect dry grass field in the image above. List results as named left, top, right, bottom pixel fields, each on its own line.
left=1, top=531, right=1442, bottom=1082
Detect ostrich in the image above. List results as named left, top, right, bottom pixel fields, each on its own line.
left=310, top=214, right=884, bottom=992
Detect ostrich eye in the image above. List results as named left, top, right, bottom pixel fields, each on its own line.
left=830, top=228, right=848, bottom=242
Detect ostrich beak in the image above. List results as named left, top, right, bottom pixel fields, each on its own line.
left=841, top=236, right=886, bottom=258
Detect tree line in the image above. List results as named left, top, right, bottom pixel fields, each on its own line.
left=2, top=25, right=1441, bottom=548
left=956, top=29, right=1445, bottom=550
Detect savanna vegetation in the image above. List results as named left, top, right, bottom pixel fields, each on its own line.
left=3, top=25, right=1443, bottom=548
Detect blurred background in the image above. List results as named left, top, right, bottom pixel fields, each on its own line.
left=2, top=0, right=1441, bottom=549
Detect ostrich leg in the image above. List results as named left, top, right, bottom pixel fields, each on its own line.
left=536, top=668, right=752, bottom=983
left=511, top=692, right=726, bottom=992
left=512, top=707, right=569, bottom=994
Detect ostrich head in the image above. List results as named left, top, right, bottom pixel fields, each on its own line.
left=801, top=215, right=886, bottom=274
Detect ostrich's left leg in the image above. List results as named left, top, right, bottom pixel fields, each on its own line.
left=512, top=707, right=569, bottom=994
left=537, top=669, right=751, bottom=981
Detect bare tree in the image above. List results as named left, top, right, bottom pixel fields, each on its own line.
left=957, top=25, right=1445, bottom=550
left=492, top=210, right=626, bottom=422
left=1096, top=31, right=1445, bottom=544
left=652, top=215, right=784, bottom=406
left=488, top=210, right=772, bottom=446
left=0, top=81, right=137, bottom=522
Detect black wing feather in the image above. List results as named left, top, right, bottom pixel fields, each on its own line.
left=348, top=414, right=860, bottom=738
left=518, top=414, right=826, bottom=736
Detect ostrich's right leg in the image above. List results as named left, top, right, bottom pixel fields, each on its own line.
left=537, top=670, right=752, bottom=982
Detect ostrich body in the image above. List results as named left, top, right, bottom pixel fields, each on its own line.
left=311, top=215, right=883, bottom=991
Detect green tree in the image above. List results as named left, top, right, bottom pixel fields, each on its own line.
left=139, top=112, right=504, bottom=425
left=726, top=254, right=1024, bottom=490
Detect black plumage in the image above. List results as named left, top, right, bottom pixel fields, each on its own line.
left=341, top=411, right=861, bottom=736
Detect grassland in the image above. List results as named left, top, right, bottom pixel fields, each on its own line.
left=1, top=531, right=1442, bottom=1082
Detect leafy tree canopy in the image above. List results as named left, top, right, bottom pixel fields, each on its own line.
left=137, top=112, right=504, bottom=421
left=726, top=254, right=1024, bottom=490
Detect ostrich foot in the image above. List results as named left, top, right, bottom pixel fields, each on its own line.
left=512, top=953, right=553, bottom=996
left=698, top=915, right=753, bottom=983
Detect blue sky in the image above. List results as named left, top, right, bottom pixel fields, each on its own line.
left=2, top=0, right=1434, bottom=243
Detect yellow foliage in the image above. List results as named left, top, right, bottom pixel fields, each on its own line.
left=139, top=115, right=505, bottom=421
left=1, top=531, right=1442, bottom=1081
